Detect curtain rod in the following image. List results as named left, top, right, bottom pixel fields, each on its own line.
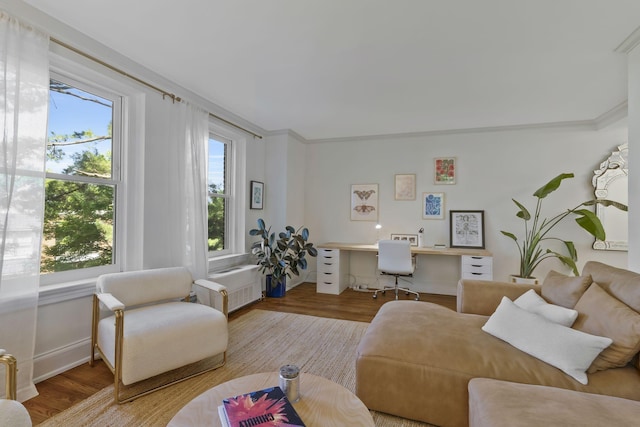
left=51, top=37, right=263, bottom=139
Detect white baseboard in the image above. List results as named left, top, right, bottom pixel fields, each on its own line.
left=33, top=338, right=92, bottom=383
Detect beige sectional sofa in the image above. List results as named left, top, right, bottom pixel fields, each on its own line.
left=355, top=261, right=640, bottom=427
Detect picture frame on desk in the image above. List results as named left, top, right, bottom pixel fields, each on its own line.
left=390, top=233, right=419, bottom=246
left=449, top=210, right=485, bottom=249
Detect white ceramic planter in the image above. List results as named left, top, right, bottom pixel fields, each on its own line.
left=509, top=275, right=540, bottom=285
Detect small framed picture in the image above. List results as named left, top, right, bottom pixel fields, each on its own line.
left=394, top=174, right=416, bottom=200
left=435, top=157, right=456, bottom=185
left=390, top=233, right=419, bottom=246
left=422, top=192, right=445, bottom=219
left=450, top=210, right=485, bottom=249
left=351, top=183, right=378, bottom=221
left=250, top=181, right=264, bottom=210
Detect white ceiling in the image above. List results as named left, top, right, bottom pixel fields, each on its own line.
left=21, top=0, right=640, bottom=140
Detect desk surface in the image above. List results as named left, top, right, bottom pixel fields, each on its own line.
left=318, top=242, right=492, bottom=257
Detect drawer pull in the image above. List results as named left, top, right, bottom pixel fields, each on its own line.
left=471, top=256, right=482, bottom=259
left=323, top=272, right=333, bottom=275
left=324, top=263, right=332, bottom=265
left=472, top=264, right=482, bottom=267
left=471, top=272, right=482, bottom=275
left=323, top=282, right=332, bottom=285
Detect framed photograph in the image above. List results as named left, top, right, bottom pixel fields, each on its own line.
left=390, top=233, right=419, bottom=246
left=435, top=157, right=456, bottom=185
left=450, top=210, right=485, bottom=249
left=351, top=183, right=378, bottom=221
left=394, top=174, right=416, bottom=200
left=250, top=181, right=264, bottom=210
left=422, top=192, right=445, bottom=219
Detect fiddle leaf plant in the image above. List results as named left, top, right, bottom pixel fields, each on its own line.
left=249, top=218, right=318, bottom=289
left=501, top=173, right=627, bottom=279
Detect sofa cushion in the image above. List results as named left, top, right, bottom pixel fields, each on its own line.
left=514, top=289, right=578, bottom=327
left=541, top=270, right=592, bottom=308
left=482, top=297, right=611, bottom=384
left=468, top=378, right=640, bottom=427
left=572, top=283, right=640, bottom=373
left=582, top=261, right=640, bottom=313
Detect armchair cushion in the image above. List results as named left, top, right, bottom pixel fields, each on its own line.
left=98, top=301, right=227, bottom=385
left=97, top=267, right=193, bottom=307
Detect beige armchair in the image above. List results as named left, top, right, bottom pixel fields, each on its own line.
left=0, top=349, right=32, bottom=426
left=90, top=267, right=229, bottom=403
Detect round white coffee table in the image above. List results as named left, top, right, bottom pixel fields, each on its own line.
left=168, top=371, right=374, bottom=426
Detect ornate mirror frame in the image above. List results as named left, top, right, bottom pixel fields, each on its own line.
left=592, top=143, right=628, bottom=251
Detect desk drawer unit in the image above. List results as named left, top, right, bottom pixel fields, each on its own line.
left=461, top=255, right=493, bottom=281
left=317, top=248, right=350, bottom=294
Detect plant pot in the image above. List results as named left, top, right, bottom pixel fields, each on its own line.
left=509, top=275, right=540, bottom=285
left=265, top=275, right=287, bottom=298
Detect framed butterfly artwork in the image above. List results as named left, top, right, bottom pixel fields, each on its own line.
left=351, top=183, right=378, bottom=221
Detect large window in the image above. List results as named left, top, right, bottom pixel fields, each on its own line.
left=41, top=74, right=122, bottom=281
left=208, top=134, right=231, bottom=255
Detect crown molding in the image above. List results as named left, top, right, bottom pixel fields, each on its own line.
left=615, top=25, right=640, bottom=53
left=306, top=119, right=597, bottom=144
left=594, top=101, right=628, bottom=129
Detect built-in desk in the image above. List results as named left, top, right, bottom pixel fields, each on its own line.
left=316, top=242, right=493, bottom=295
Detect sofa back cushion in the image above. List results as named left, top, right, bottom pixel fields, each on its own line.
left=582, top=261, right=640, bottom=313
left=573, top=283, right=640, bottom=373
left=541, top=270, right=592, bottom=308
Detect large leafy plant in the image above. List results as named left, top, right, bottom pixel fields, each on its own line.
left=501, top=173, right=627, bottom=279
left=250, top=218, right=318, bottom=288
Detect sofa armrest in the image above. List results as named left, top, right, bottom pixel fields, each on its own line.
left=457, top=279, right=541, bottom=315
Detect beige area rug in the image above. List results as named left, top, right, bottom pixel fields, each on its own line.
left=39, top=309, right=435, bottom=427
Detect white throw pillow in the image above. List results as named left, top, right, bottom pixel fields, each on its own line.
left=514, top=289, right=579, bottom=327
left=482, top=297, right=612, bottom=385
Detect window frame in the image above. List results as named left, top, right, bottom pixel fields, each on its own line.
left=39, top=70, right=125, bottom=286
left=207, top=133, right=233, bottom=257
left=206, top=121, right=248, bottom=269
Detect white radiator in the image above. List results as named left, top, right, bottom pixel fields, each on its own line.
left=198, top=264, right=261, bottom=313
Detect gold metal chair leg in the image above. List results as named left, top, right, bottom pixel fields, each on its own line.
left=0, top=351, right=18, bottom=400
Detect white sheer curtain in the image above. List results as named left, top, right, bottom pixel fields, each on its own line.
left=0, top=11, right=49, bottom=401
left=160, top=101, right=209, bottom=280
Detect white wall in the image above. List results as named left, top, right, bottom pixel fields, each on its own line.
left=305, top=123, right=629, bottom=294
left=628, top=45, right=640, bottom=271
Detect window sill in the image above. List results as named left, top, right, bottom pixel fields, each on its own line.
left=208, top=253, right=252, bottom=273
left=38, top=278, right=97, bottom=306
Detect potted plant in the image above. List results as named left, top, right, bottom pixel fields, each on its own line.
left=250, top=218, right=318, bottom=297
left=501, top=173, right=627, bottom=283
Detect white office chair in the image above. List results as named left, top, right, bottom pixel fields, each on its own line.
left=373, top=239, right=420, bottom=301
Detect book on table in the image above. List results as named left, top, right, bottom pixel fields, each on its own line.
left=219, top=386, right=306, bottom=427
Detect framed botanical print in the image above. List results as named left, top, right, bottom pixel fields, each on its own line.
left=250, top=181, right=264, bottom=210
left=394, top=174, right=416, bottom=200
left=422, top=192, right=445, bottom=219
left=435, top=157, right=456, bottom=185
left=450, top=210, right=485, bottom=249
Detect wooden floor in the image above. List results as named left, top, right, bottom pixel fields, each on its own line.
left=23, top=282, right=456, bottom=425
